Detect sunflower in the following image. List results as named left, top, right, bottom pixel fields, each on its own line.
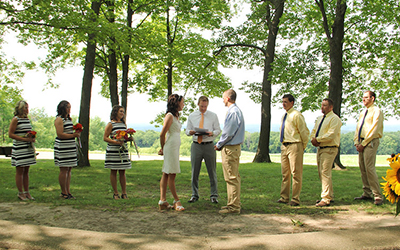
left=386, top=154, right=400, bottom=196
left=381, top=177, right=399, bottom=204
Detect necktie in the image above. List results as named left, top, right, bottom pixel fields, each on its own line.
left=358, top=109, right=368, bottom=143
left=198, top=112, right=204, bottom=143
left=280, top=113, right=287, bottom=143
left=315, top=115, right=326, bottom=138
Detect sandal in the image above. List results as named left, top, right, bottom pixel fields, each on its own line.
left=18, top=192, right=27, bottom=201
left=121, top=194, right=128, bottom=199
left=60, top=193, right=69, bottom=199
left=173, top=200, right=185, bottom=211
left=113, top=193, right=120, bottom=200
left=68, top=193, right=76, bottom=199
left=158, top=200, right=172, bottom=210
left=23, top=191, right=35, bottom=200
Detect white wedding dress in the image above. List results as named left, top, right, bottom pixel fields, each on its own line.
left=162, top=113, right=181, bottom=174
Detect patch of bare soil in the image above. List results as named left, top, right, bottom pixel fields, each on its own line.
left=1, top=202, right=400, bottom=237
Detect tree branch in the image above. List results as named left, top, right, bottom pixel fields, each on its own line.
left=315, top=0, right=332, bottom=40
left=214, top=43, right=267, bottom=57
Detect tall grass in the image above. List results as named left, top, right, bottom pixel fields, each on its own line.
left=0, top=157, right=394, bottom=215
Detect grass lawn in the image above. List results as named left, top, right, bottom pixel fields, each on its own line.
left=0, top=156, right=395, bottom=216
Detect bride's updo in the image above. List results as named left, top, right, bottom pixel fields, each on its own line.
left=166, top=94, right=183, bottom=117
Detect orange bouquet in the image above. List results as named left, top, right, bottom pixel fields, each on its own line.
left=113, top=128, right=139, bottom=160
left=25, top=130, right=37, bottom=150
left=25, top=130, right=37, bottom=138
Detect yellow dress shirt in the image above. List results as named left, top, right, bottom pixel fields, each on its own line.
left=310, top=111, right=342, bottom=147
left=280, top=107, right=310, bottom=149
left=353, top=104, right=383, bottom=146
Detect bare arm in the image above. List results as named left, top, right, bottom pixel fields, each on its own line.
left=8, top=117, right=35, bottom=142
left=103, top=122, right=123, bottom=145
left=158, top=114, right=173, bottom=155
left=54, top=117, right=80, bottom=139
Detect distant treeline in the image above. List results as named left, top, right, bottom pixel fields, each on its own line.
left=1, top=109, right=397, bottom=156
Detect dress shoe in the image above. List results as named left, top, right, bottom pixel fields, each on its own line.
left=316, top=200, right=330, bottom=207
left=188, top=197, right=198, bottom=203
left=211, top=197, right=218, bottom=204
left=374, top=199, right=383, bottom=206
left=316, top=199, right=334, bottom=204
left=219, top=208, right=240, bottom=214
left=288, top=201, right=300, bottom=206
left=354, top=195, right=373, bottom=201
left=276, top=199, right=288, bottom=204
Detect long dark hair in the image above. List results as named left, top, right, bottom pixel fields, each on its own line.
left=166, top=94, right=183, bottom=118
left=57, top=100, right=71, bottom=120
left=110, top=105, right=125, bottom=123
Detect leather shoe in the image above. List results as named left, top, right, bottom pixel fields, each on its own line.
left=354, top=195, right=373, bottom=201
left=288, top=201, right=300, bottom=206
left=316, top=200, right=334, bottom=204
left=211, top=197, right=218, bottom=204
left=219, top=208, right=240, bottom=214
left=316, top=200, right=330, bottom=207
left=188, top=197, right=198, bottom=203
left=276, top=199, right=288, bottom=204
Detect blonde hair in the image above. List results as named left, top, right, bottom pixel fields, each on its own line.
left=14, top=100, right=28, bottom=117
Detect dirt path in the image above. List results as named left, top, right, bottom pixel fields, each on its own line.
left=2, top=202, right=400, bottom=249
left=1, top=202, right=400, bottom=236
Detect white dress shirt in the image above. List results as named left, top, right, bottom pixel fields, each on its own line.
left=186, top=110, right=221, bottom=142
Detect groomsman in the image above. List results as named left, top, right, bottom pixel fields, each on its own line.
left=277, top=94, right=309, bottom=206
left=310, top=98, right=342, bottom=207
left=215, top=89, right=245, bottom=214
left=186, top=96, right=221, bottom=203
left=353, top=91, right=383, bottom=205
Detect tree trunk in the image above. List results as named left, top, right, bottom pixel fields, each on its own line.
left=328, top=0, right=347, bottom=169
left=121, top=0, right=133, bottom=112
left=253, top=0, right=285, bottom=163
left=78, top=0, right=101, bottom=167
left=106, top=0, right=119, bottom=107
left=167, top=61, right=173, bottom=96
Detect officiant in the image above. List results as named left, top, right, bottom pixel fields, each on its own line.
left=185, top=96, right=221, bottom=204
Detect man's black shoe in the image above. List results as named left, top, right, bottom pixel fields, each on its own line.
left=211, top=197, right=218, bottom=204
left=188, top=197, right=198, bottom=203
left=354, top=196, right=373, bottom=201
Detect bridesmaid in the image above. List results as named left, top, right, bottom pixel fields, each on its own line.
left=103, top=105, right=132, bottom=200
left=8, top=100, right=36, bottom=200
left=158, top=94, right=185, bottom=211
left=54, top=100, right=80, bottom=199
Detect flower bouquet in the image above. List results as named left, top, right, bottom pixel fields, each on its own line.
left=381, top=153, right=400, bottom=216
left=73, top=123, right=83, bottom=157
left=25, top=130, right=37, bottom=149
left=113, top=128, right=139, bottom=161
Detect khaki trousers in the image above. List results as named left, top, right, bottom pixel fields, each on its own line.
left=280, top=142, right=303, bottom=204
left=358, top=138, right=382, bottom=200
left=221, top=144, right=241, bottom=210
left=317, top=147, right=338, bottom=203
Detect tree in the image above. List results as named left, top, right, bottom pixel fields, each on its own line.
left=131, top=0, right=232, bottom=110
left=216, top=0, right=285, bottom=163
left=78, top=0, right=102, bottom=166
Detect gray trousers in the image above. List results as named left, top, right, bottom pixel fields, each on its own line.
left=190, top=142, right=218, bottom=199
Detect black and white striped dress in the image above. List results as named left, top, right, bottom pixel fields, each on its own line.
left=105, top=122, right=131, bottom=170
left=11, top=117, right=36, bottom=167
left=54, top=117, right=78, bottom=167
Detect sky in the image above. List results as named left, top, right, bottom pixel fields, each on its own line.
left=3, top=32, right=399, bottom=133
